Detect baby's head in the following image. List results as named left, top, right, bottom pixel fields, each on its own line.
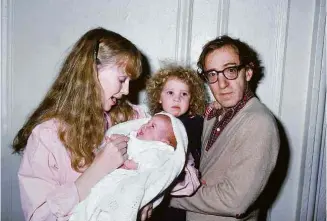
left=136, top=114, right=177, bottom=148
left=146, top=65, right=206, bottom=117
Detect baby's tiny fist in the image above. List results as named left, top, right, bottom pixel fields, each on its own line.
left=123, top=159, right=138, bottom=170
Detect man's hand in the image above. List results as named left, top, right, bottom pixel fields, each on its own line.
left=140, top=203, right=153, bottom=221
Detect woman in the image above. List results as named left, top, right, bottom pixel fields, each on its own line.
left=12, top=27, right=147, bottom=221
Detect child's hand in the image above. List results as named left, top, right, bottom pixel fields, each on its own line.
left=171, top=154, right=201, bottom=196
left=121, top=159, right=138, bottom=170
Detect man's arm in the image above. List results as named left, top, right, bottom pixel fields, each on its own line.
left=170, top=113, right=279, bottom=217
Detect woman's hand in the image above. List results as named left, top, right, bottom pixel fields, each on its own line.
left=93, top=134, right=129, bottom=174
left=75, top=134, right=129, bottom=201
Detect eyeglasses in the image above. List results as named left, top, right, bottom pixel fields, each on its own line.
left=199, top=64, right=245, bottom=84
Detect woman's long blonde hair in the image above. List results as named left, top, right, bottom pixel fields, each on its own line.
left=107, top=97, right=137, bottom=126
left=12, top=27, right=142, bottom=172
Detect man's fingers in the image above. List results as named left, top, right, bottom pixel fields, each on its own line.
left=139, top=204, right=153, bottom=221
left=147, top=205, right=153, bottom=218
left=141, top=209, right=147, bottom=221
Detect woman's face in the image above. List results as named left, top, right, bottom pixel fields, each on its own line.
left=97, top=64, right=130, bottom=111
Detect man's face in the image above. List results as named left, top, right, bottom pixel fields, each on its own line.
left=136, top=115, right=172, bottom=143
left=204, top=45, right=253, bottom=108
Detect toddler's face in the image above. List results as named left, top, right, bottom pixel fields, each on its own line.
left=136, top=115, right=173, bottom=143
left=159, top=78, right=191, bottom=117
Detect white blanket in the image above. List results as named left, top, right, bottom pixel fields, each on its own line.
left=69, top=113, right=188, bottom=221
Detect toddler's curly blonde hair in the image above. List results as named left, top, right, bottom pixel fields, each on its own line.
left=146, top=65, right=207, bottom=116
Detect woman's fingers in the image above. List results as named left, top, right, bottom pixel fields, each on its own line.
left=93, top=134, right=130, bottom=173
left=108, top=135, right=129, bottom=160
left=107, top=134, right=129, bottom=142
left=104, top=134, right=128, bottom=148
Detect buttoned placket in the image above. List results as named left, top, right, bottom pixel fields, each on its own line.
left=216, top=114, right=223, bottom=132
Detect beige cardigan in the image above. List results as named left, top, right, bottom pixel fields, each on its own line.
left=170, top=98, right=280, bottom=221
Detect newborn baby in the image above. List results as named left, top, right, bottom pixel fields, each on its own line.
left=121, top=114, right=177, bottom=170
left=69, top=112, right=188, bottom=221
left=136, top=114, right=177, bottom=147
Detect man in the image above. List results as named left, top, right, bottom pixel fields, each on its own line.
left=169, top=36, right=280, bottom=221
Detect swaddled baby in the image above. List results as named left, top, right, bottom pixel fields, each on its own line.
left=120, top=114, right=176, bottom=170
left=69, top=112, right=188, bottom=221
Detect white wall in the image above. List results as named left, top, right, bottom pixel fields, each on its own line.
left=1, top=0, right=325, bottom=220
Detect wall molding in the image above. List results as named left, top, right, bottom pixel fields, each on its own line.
left=270, top=0, right=290, bottom=117
left=0, top=2, right=2, bottom=219
left=216, top=0, right=230, bottom=36
left=175, top=0, right=193, bottom=66
left=298, top=0, right=326, bottom=220
left=1, top=0, right=13, bottom=220
left=1, top=0, right=13, bottom=144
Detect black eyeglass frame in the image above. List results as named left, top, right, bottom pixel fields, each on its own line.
left=198, top=64, right=246, bottom=84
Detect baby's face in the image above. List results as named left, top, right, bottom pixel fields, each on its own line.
left=136, top=115, right=173, bottom=142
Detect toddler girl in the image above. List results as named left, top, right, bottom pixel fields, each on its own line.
left=146, top=65, right=207, bottom=221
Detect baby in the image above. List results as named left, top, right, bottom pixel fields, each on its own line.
left=136, top=114, right=177, bottom=147
left=69, top=112, right=188, bottom=221
left=120, top=114, right=177, bottom=170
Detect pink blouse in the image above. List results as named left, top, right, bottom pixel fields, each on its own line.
left=18, top=105, right=149, bottom=221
